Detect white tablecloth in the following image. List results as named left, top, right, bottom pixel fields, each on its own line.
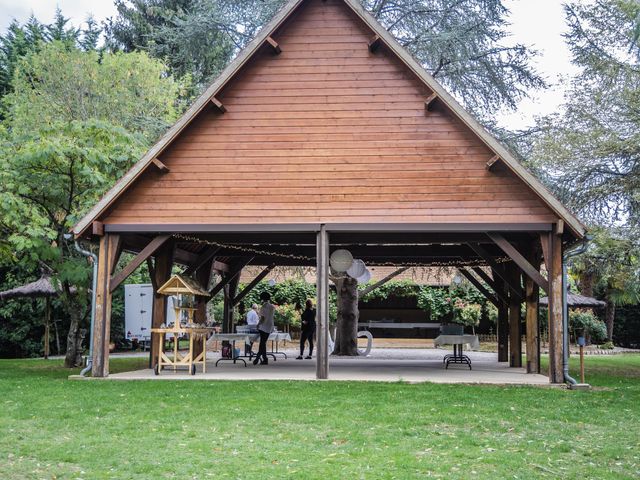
left=210, top=332, right=291, bottom=343
left=434, top=334, right=480, bottom=351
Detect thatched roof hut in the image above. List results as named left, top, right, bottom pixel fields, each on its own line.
left=540, top=293, right=606, bottom=308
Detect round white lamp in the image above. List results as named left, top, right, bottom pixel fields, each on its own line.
left=356, top=268, right=371, bottom=284
left=330, top=249, right=354, bottom=272
left=347, top=259, right=366, bottom=279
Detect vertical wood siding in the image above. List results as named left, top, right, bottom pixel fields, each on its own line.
left=103, top=0, right=556, bottom=226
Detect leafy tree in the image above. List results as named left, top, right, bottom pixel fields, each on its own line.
left=529, top=0, right=640, bottom=228
left=569, top=228, right=640, bottom=341
left=0, top=44, right=185, bottom=366
left=106, top=0, right=543, bottom=116
left=4, top=41, right=187, bottom=141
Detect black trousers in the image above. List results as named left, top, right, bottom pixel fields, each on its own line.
left=300, top=329, right=314, bottom=356
left=257, top=330, right=270, bottom=363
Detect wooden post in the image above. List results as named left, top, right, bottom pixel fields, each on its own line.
left=193, top=258, right=213, bottom=358
left=548, top=228, right=564, bottom=383
left=525, top=248, right=540, bottom=373
left=150, top=240, right=174, bottom=369
left=507, top=263, right=522, bottom=368
left=316, top=225, right=329, bottom=379
left=44, top=297, right=51, bottom=359
left=222, top=276, right=239, bottom=333
left=92, top=234, right=117, bottom=377
left=493, top=269, right=509, bottom=362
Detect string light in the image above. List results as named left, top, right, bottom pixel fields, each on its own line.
left=173, top=233, right=513, bottom=268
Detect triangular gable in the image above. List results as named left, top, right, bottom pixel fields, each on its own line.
left=73, top=0, right=585, bottom=238
left=157, top=274, right=210, bottom=297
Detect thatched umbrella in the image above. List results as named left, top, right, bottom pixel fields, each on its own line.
left=539, top=293, right=606, bottom=308
left=0, top=276, right=74, bottom=359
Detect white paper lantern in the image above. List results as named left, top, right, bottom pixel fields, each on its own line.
left=347, top=259, right=366, bottom=279
left=356, top=268, right=371, bottom=284
left=330, top=249, right=353, bottom=272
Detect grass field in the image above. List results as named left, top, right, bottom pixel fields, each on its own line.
left=0, top=355, right=638, bottom=479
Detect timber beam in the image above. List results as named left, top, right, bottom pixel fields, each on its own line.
left=151, top=158, right=170, bottom=173
left=209, top=257, right=254, bottom=296
left=368, top=34, right=381, bottom=52
left=266, top=36, right=281, bottom=54
left=110, top=235, right=171, bottom=292
left=487, top=233, right=548, bottom=294
left=424, top=93, right=438, bottom=111
left=486, top=155, right=500, bottom=171
left=210, top=97, right=226, bottom=113
left=471, top=267, right=508, bottom=304
left=183, top=246, right=222, bottom=275
left=459, top=268, right=499, bottom=308
left=232, top=264, right=276, bottom=306
left=467, top=243, right=524, bottom=299
left=92, top=221, right=104, bottom=236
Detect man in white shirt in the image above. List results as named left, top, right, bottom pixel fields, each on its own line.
left=244, top=304, right=260, bottom=357
left=253, top=292, right=275, bottom=365
left=246, top=304, right=259, bottom=331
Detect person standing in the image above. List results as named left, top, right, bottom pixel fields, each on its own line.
left=253, top=292, right=275, bottom=365
left=244, top=303, right=260, bottom=356
left=297, top=299, right=316, bottom=359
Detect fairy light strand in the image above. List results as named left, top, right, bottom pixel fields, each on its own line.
left=173, top=233, right=513, bottom=268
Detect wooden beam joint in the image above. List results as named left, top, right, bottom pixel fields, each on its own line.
left=151, top=158, right=170, bottom=173
left=210, top=97, right=226, bottom=113
left=368, top=35, right=381, bottom=53
left=424, top=93, right=438, bottom=111
left=92, top=221, right=104, bottom=236
left=266, top=36, right=281, bottom=54
left=486, top=155, right=500, bottom=171
left=487, top=233, right=548, bottom=294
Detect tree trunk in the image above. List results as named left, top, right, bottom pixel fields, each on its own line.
left=64, top=302, right=84, bottom=367
left=332, top=276, right=359, bottom=356
left=580, top=271, right=594, bottom=297
left=605, top=295, right=615, bottom=342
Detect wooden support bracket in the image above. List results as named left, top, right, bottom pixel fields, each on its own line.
left=266, top=36, right=281, bottom=54
left=151, top=158, right=170, bottom=173
left=210, top=97, right=226, bottom=113
left=209, top=257, right=254, bottom=296
left=486, top=155, right=500, bottom=171
left=459, top=268, right=499, bottom=308
left=232, top=264, right=276, bottom=306
left=368, top=35, right=381, bottom=53
left=487, top=233, right=549, bottom=294
left=109, top=235, right=171, bottom=292
left=183, top=246, right=222, bottom=276
left=424, top=93, right=438, bottom=111
left=467, top=243, right=524, bottom=299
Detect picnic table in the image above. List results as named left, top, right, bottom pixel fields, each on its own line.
left=211, top=332, right=292, bottom=366
left=434, top=334, right=479, bottom=370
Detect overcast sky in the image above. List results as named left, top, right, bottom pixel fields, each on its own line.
left=0, top=0, right=577, bottom=130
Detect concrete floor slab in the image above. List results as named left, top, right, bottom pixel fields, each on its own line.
left=107, top=348, right=550, bottom=385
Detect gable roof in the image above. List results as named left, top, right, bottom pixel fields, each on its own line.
left=73, top=0, right=585, bottom=239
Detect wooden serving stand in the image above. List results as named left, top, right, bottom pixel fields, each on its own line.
left=151, top=325, right=214, bottom=375
left=153, top=275, right=212, bottom=375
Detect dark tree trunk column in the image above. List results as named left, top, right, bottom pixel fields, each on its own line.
left=193, top=259, right=213, bottom=358
left=493, top=270, right=509, bottom=362
left=222, top=276, right=239, bottom=334
left=150, top=240, right=174, bottom=369
left=332, top=276, right=359, bottom=356
left=508, top=264, right=522, bottom=368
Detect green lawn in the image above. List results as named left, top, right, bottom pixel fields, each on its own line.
left=0, top=356, right=638, bottom=479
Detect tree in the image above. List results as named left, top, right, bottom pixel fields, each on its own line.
left=105, top=0, right=281, bottom=87
left=106, top=0, right=544, bottom=116
left=0, top=44, right=185, bottom=366
left=529, top=0, right=640, bottom=229
left=569, top=228, right=640, bottom=341
left=4, top=41, right=187, bottom=142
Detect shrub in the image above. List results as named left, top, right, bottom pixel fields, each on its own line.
left=569, top=309, right=608, bottom=344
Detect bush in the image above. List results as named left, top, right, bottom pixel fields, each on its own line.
left=455, top=301, right=482, bottom=328
left=569, top=309, right=608, bottom=345
left=274, top=303, right=300, bottom=329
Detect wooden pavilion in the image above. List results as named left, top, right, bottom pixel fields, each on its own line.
left=73, top=0, right=585, bottom=382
